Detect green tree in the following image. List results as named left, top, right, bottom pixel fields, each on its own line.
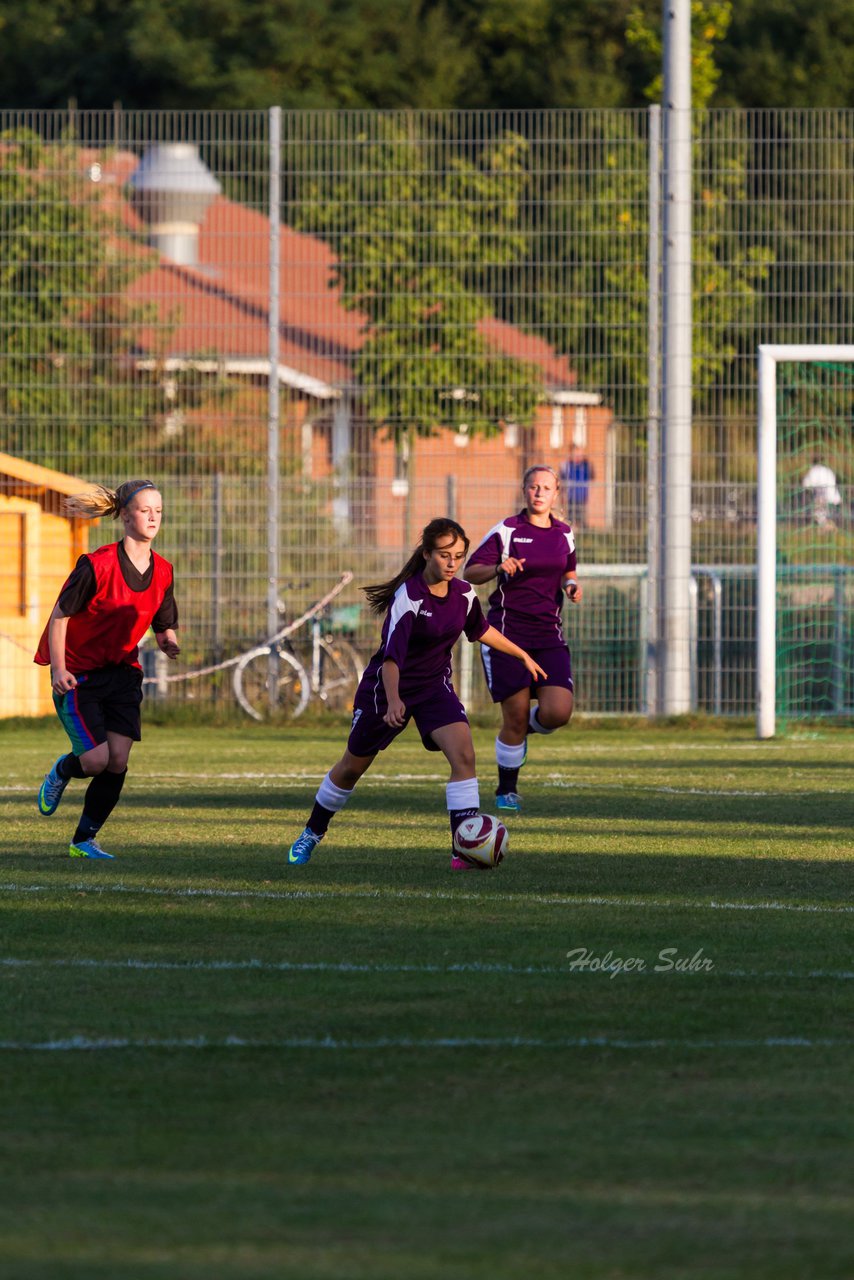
left=0, top=0, right=477, bottom=110
left=729, top=111, right=854, bottom=410
left=436, top=0, right=645, bottom=108
left=0, top=130, right=159, bottom=471
left=4, top=0, right=854, bottom=111
left=717, top=0, right=854, bottom=108
left=490, top=110, right=772, bottom=431
left=293, top=120, right=541, bottom=439
left=626, top=0, right=733, bottom=110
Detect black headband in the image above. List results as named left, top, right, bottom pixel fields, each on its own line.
left=121, top=483, right=157, bottom=507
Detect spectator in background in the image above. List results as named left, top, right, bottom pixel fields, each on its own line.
left=559, top=444, right=593, bottom=528
left=802, top=457, right=842, bottom=528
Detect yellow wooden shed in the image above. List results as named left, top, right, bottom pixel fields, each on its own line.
left=0, top=453, right=98, bottom=717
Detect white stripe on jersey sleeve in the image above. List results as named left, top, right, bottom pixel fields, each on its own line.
left=564, top=529, right=576, bottom=555
left=472, top=519, right=515, bottom=562
left=461, top=583, right=479, bottom=616
left=383, top=582, right=422, bottom=655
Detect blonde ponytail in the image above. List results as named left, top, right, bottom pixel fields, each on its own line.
left=63, top=486, right=121, bottom=519
left=62, top=479, right=158, bottom=520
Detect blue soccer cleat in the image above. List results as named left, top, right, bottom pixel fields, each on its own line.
left=495, top=792, right=522, bottom=814
left=38, top=758, right=70, bottom=817
left=69, top=838, right=115, bottom=860
left=288, top=828, right=323, bottom=865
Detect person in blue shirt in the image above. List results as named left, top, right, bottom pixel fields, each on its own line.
left=559, top=445, right=593, bottom=529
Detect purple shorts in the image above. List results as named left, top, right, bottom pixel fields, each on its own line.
left=347, top=674, right=469, bottom=756
left=480, top=644, right=573, bottom=704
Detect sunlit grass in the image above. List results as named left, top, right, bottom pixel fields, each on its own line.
left=0, top=722, right=851, bottom=1279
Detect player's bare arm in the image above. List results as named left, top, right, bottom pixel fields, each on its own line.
left=155, top=629, right=181, bottom=659
left=466, top=557, right=525, bottom=584
left=563, top=576, right=583, bottom=603
left=381, top=659, right=407, bottom=727
left=479, top=626, right=548, bottom=683
left=47, top=608, right=77, bottom=694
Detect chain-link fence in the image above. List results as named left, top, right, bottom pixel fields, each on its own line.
left=1, top=108, right=851, bottom=718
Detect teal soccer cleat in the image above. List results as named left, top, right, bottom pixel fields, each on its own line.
left=288, top=828, right=323, bottom=865
left=69, top=838, right=115, bottom=860
left=495, top=792, right=522, bottom=814
left=38, top=758, right=69, bottom=816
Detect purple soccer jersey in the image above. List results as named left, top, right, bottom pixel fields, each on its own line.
left=466, top=510, right=577, bottom=647
left=347, top=573, right=489, bottom=757
left=358, top=573, right=489, bottom=706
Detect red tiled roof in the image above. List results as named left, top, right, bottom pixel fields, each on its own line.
left=477, top=315, right=577, bottom=388
left=126, top=261, right=355, bottom=388
left=96, top=152, right=578, bottom=396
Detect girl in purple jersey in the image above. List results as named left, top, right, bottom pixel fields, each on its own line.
left=466, top=465, right=583, bottom=813
left=287, top=518, right=546, bottom=871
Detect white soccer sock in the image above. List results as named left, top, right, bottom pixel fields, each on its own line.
left=446, top=777, right=480, bottom=813
left=528, top=705, right=555, bottom=735
left=495, top=737, right=527, bottom=768
left=316, top=773, right=354, bottom=812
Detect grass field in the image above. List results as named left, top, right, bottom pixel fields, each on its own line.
left=1, top=718, right=852, bottom=1280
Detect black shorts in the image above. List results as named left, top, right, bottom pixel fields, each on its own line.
left=53, top=665, right=144, bottom=755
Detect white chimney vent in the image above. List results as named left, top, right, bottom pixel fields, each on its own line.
left=128, top=143, right=221, bottom=266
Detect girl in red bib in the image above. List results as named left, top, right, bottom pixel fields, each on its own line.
left=34, top=480, right=179, bottom=859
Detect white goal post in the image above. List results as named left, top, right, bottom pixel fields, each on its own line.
left=756, top=344, right=854, bottom=739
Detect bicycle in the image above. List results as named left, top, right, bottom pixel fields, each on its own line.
left=233, top=598, right=364, bottom=721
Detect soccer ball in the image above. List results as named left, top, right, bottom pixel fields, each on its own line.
left=453, top=813, right=509, bottom=868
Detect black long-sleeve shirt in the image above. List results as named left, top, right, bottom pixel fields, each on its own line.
left=58, top=541, right=178, bottom=633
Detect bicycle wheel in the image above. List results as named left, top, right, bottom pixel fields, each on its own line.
left=316, top=637, right=364, bottom=710
left=233, top=645, right=310, bottom=721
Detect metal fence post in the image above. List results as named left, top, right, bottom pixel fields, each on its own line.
left=661, top=0, right=693, bottom=714
left=1, top=106, right=851, bottom=721
left=446, top=473, right=457, bottom=521
left=689, top=574, right=699, bottom=711
left=646, top=103, right=662, bottom=715
left=267, top=106, right=282, bottom=706
left=710, top=571, right=723, bottom=717
left=212, top=472, right=224, bottom=661
left=833, top=569, right=845, bottom=714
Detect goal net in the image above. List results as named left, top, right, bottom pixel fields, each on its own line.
left=757, top=346, right=854, bottom=737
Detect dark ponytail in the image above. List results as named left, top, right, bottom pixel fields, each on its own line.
left=363, top=518, right=469, bottom=615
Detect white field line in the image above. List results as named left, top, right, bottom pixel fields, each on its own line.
left=91, top=738, right=854, bottom=755
left=0, top=1033, right=849, bottom=1052
left=1, top=956, right=851, bottom=980
left=1, top=881, right=851, bottom=915
left=4, top=767, right=852, bottom=798
left=543, top=779, right=838, bottom=798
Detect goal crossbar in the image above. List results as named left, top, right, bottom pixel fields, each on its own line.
left=756, top=344, right=854, bottom=738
